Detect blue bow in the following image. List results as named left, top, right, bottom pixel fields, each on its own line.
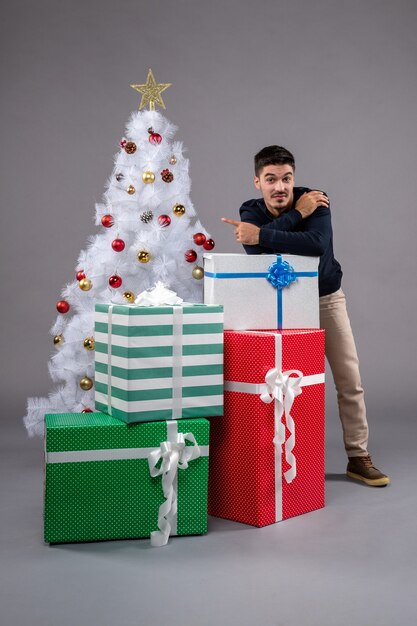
left=266, top=259, right=297, bottom=290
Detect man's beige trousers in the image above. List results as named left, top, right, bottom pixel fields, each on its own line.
left=319, top=288, right=369, bottom=457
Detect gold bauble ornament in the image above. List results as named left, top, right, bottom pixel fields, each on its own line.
left=192, top=266, right=204, bottom=280
left=137, top=250, right=151, bottom=263
left=173, top=203, right=186, bottom=216
left=83, top=337, right=95, bottom=351
left=123, top=290, right=135, bottom=303
left=142, top=171, right=155, bottom=184
left=79, top=277, right=92, bottom=291
left=80, top=376, right=93, bottom=391
left=169, top=154, right=177, bottom=165
left=127, top=184, right=136, bottom=195
left=53, top=334, right=63, bottom=346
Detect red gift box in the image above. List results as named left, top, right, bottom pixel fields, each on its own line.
left=208, top=329, right=325, bottom=527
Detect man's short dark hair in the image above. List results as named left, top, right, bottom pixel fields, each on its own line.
left=254, top=145, right=295, bottom=176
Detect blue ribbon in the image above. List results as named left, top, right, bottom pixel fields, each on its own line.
left=267, top=258, right=296, bottom=326
left=205, top=255, right=318, bottom=329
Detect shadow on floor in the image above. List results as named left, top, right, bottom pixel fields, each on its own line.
left=325, top=473, right=348, bottom=482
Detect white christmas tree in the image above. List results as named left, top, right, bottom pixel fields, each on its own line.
left=25, top=70, right=215, bottom=437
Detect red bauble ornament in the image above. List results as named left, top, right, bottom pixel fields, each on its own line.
left=148, top=127, right=162, bottom=145
left=101, top=214, right=114, bottom=228
left=112, top=238, right=125, bottom=252
left=109, top=274, right=122, bottom=288
left=158, top=214, right=171, bottom=228
left=82, top=408, right=93, bottom=413
left=185, top=249, right=197, bottom=263
left=203, top=238, right=215, bottom=250
left=56, top=300, right=70, bottom=314
left=76, top=270, right=86, bottom=281
left=193, top=232, right=206, bottom=246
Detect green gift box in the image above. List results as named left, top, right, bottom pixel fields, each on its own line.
left=94, top=303, right=224, bottom=423
left=44, top=413, right=210, bottom=545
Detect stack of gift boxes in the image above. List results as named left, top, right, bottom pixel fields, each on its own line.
left=204, top=253, right=325, bottom=527
left=44, top=300, right=224, bottom=547
left=44, top=252, right=325, bottom=546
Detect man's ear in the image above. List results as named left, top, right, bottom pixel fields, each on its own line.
left=254, top=176, right=260, bottom=190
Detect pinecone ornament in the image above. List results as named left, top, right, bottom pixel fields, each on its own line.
left=161, top=168, right=174, bottom=183
left=140, top=210, right=154, bottom=223
left=124, top=141, right=137, bottom=154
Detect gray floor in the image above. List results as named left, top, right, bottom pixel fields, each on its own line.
left=1, top=396, right=416, bottom=626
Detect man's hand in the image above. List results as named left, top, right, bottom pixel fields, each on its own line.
left=221, top=218, right=260, bottom=245
left=295, top=191, right=329, bottom=219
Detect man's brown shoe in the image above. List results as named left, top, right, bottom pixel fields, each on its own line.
left=346, top=455, right=390, bottom=487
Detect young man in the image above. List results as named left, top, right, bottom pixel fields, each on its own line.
left=222, top=145, right=389, bottom=487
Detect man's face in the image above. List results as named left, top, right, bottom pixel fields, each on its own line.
left=254, top=163, right=295, bottom=214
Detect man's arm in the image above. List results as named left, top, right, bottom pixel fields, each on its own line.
left=259, top=206, right=332, bottom=255
left=223, top=191, right=331, bottom=255
left=240, top=205, right=302, bottom=232
left=235, top=203, right=303, bottom=255
left=222, top=205, right=332, bottom=255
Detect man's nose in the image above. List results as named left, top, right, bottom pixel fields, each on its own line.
left=274, top=180, right=284, bottom=191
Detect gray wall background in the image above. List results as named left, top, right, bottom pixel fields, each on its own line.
left=1, top=0, right=416, bottom=432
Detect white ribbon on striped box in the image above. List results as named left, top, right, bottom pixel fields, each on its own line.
left=224, top=331, right=325, bottom=522
left=105, top=304, right=186, bottom=419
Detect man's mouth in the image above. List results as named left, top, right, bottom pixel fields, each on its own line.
left=272, top=194, right=287, bottom=199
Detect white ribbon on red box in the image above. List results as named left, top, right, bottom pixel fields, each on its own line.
left=224, top=331, right=325, bottom=522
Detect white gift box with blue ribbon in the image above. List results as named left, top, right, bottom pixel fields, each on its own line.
left=203, top=253, right=319, bottom=330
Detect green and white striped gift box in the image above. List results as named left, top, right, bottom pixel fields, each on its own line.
left=94, top=303, right=224, bottom=423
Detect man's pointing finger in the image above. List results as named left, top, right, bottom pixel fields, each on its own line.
left=221, top=217, right=241, bottom=226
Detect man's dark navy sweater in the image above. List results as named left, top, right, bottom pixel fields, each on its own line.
left=239, top=186, right=342, bottom=297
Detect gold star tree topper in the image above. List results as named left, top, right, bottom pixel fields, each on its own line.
left=131, top=69, right=172, bottom=111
